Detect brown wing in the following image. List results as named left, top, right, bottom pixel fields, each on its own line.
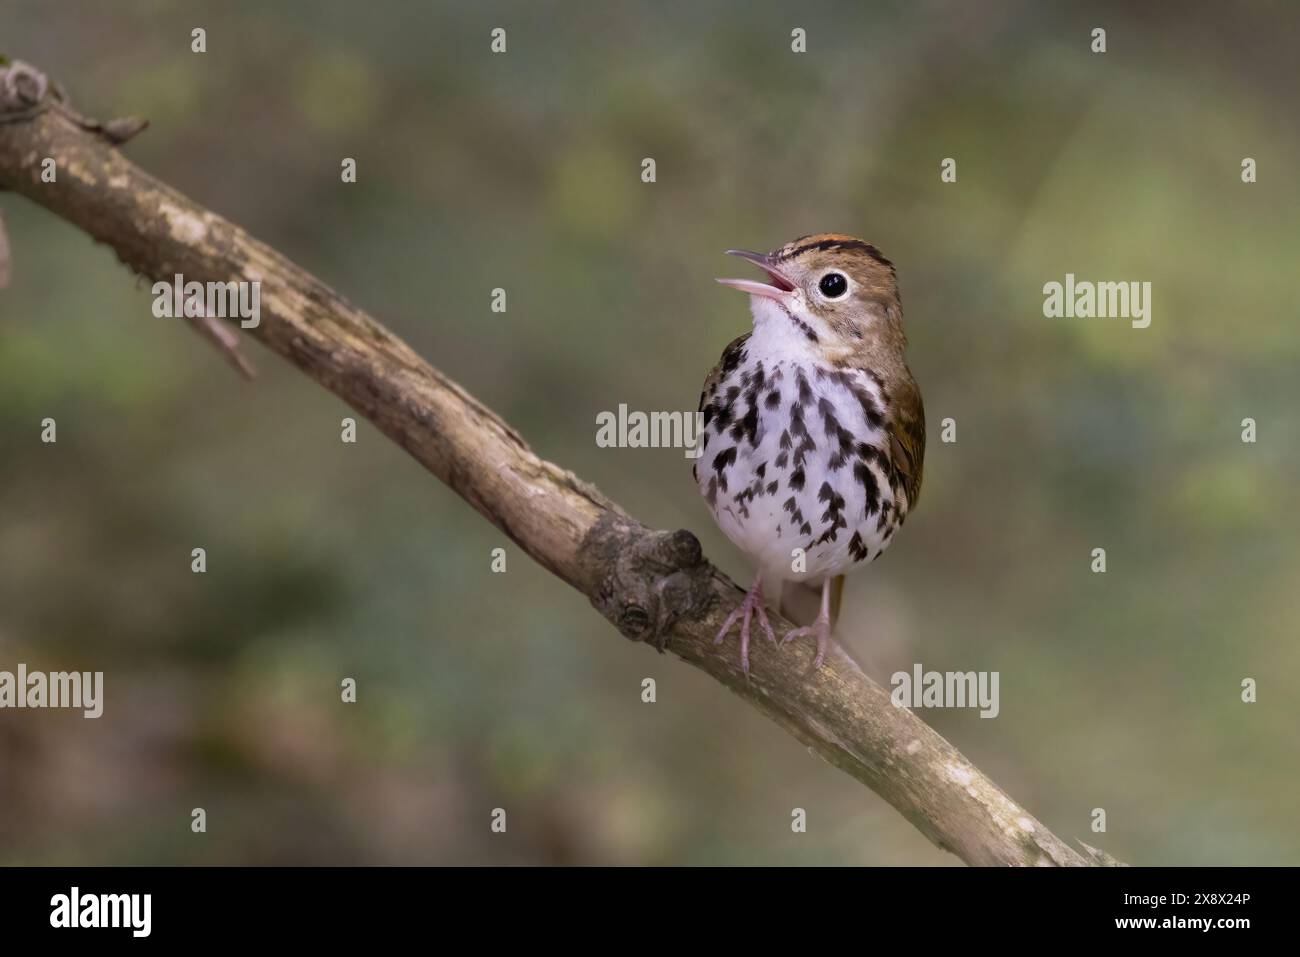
left=887, top=376, right=926, bottom=510
left=697, top=333, right=751, bottom=412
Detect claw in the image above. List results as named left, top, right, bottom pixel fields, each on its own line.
left=778, top=577, right=835, bottom=674
left=714, top=575, right=774, bottom=676
left=780, top=619, right=831, bottom=673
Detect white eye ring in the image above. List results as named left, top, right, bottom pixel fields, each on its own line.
left=817, top=271, right=850, bottom=299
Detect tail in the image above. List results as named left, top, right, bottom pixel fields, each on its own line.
left=779, top=575, right=844, bottom=629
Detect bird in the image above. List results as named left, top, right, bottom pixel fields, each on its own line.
left=693, top=234, right=925, bottom=675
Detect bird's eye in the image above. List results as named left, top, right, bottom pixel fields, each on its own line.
left=818, top=272, right=848, bottom=298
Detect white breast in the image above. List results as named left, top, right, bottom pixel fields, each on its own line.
left=696, top=331, right=904, bottom=587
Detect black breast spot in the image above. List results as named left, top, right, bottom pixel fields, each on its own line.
left=849, top=531, right=870, bottom=562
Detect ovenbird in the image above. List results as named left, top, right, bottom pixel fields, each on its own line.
left=694, top=234, right=925, bottom=673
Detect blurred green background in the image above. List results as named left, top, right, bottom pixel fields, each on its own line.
left=1, top=1, right=1297, bottom=865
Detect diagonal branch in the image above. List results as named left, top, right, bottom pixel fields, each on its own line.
left=0, top=60, right=1116, bottom=867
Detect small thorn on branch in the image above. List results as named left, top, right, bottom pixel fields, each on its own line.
left=187, top=313, right=257, bottom=380
left=99, top=116, right=149, bottom=144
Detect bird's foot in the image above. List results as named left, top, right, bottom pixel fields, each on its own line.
left=780, top=614, right=833, bottom=674
left=714, top=577, right=777, bottom=676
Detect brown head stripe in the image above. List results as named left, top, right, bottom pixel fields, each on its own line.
left=779, top=237, right=894, bottom=272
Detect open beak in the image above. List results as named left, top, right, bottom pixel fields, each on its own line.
left=716, top=249, right=797, bottom=301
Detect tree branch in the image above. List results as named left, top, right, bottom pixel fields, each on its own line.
left=0, top=60, right=1116, bottom=867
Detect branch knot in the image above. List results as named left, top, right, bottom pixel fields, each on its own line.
left=0, top=60, right=50, bottom=119
left=582, top=518, right=715, bottom=650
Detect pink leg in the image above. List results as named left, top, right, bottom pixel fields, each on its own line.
left=779, top=578, right=833, bottom=672
left=714, top=574, right=777, bottom=675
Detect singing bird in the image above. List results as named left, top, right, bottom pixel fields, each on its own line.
left=693, top=234, right=925, bottom=674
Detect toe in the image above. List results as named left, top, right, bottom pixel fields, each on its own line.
left=713, top=607, right=742, bottom=645
left=811, top=624, right=831, bottom=671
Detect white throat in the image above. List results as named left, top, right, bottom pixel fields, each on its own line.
left=746, top=295, right=823, bottom=362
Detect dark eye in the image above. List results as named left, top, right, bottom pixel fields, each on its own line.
left=818, top=272, right=848, bottom=298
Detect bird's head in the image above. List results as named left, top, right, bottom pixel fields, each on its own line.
left=716, top=233, right=906, bottom=362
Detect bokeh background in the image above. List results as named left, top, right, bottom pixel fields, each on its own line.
left=1, top=1, right=1297, bottom=865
